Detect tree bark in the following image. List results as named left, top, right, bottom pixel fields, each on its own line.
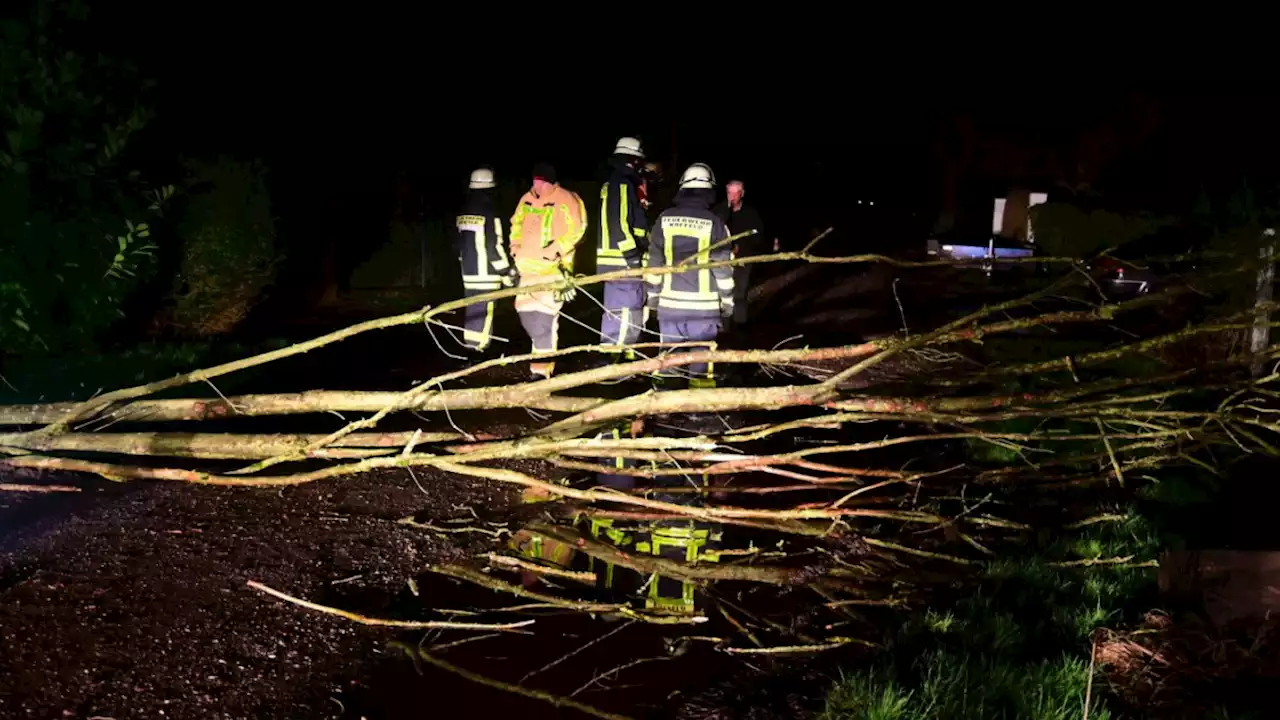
left=0, top=430, right=476, bottom=459
left=0, top=390, right=603, bottom=426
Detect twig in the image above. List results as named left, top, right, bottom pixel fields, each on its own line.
left=484, top=553, right=595, bottom=584
left=0, top=483, right=81, bottom=493
left=429, top=632, right=504, bottom=653
left=427, top=565, right=697, bottom=623
left=519, top=620, right=635, bottom=684
left=892, top=277, right=909, bottom=337
left=246, top=580, right=536, bottom=631
left=861, top=538, right=976, bottom=565
left=1083, top=635, right=1097, bottom=720
left=571, top=656, right=672, bottom=697
left=392, top=642, right=634, bottom=720
left=719, top=638, right=863, bottom=654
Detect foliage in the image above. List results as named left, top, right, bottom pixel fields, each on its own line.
left=1192, top=183, right=1280, bottom=317
left=1030, top=201, right=1171, bottom=257
left=170, top=157, right=278, bottom=336
left=0, top=0, right=173, bottom=356
left=823, top=652, right=1106, bottom=720
left=821, top=518, right=1158, bottom=720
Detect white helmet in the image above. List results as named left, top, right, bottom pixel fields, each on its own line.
left=678, top=163, right=715, bottom=189
left=468, top=168, right=495, bottom=189
left=613, top=136, right=644, bottom=158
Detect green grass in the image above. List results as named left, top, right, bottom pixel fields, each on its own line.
left=820, top=515, right=1160, bottom=720
left=823, top=652, right=1106, bottom=720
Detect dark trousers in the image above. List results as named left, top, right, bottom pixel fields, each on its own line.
left=732, top=264, right=751, bottom=325
left=461, top=285, right=496, bottom=350
left=657, top=310, right=721, bottom=388
left=600, top=280, right=646, bottom=348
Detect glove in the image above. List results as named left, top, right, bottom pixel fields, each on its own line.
left=553, top=265, right=577, bottom=303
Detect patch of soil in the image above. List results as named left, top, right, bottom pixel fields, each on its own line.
left=1097, top=610, right=1280, bottom=719
left=674, top=660, right=838, bottom=720
left=0, top=466, right=513, bottom=719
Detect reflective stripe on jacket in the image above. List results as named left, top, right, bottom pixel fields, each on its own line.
left=598, top=163, right=649, bottom=270
left=455, top=191, right=511, bottom=290
left=646, top=189, right=733, bottom=313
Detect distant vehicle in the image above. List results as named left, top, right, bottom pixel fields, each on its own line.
left=925, top=189, right=1045, bottom=276
left=1092, top=256, right=1153, bottom=297
left=1087, top=225, right=1206, bottom=300
left=926, top=236, right=1035, bottom=277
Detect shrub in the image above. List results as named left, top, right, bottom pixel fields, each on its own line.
left=170, top=157, right=278, bottom=336
left=0, top=0, right=173, bottom=357
left=1030, top=202, right=1169, bottom=257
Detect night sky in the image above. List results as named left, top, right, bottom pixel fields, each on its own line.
left=73, top=4, right=1280, bottom=290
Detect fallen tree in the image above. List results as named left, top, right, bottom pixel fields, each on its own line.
left=2, top=241, right=1278, bottom=716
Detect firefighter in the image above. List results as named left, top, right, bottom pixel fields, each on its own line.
left=453, top=168, right=516, bottom=352
left=581, top=419, right=722, bottom=616
left=582, top=420, right=643, bottom=600
left=597, top=137, right=650, bottom=357
left=645, top=163, right=734, bottom=389
left=509, top=163, right=588, bottom=379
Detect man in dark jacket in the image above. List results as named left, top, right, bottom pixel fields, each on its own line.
left=713, top=180, right=766, bottom=327
left=646, top=163, right=733, bottom=389
left=597, top=137, right=650, bottom=356
left=454, top=167, right=516, bottom=352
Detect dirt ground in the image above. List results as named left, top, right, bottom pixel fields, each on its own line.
left=0, top=263, right=906, bottom=719
left=0, top=465, right=512, bottom=719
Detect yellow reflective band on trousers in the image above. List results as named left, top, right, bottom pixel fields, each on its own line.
left=635, top=525, right=720, bottom=562
left=527, top=313, right=559, bottom=377
left=462, top=300, right=494, bottom=349
left=635, top=525, right=721, bottom=613
left=588, top=517, right=634, bottom=589
left=511, top=531, right=574, bottom=567
left=614, top=307, right=632, bottom=348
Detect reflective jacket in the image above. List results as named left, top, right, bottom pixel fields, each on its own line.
left=510, top=183, right=587, bottom=275
left=454, top=189, right=513, bottom=291
left=597, top=160, right=649, bottom=271
left=646, top=188, right=733, bottom=313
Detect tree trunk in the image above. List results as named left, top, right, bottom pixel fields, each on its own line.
left=0, top=431, right=476, bottom=460
left=0, top=390, right=602, bottom=426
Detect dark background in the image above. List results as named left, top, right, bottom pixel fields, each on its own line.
left=72, top=4, right=1280, bottom=304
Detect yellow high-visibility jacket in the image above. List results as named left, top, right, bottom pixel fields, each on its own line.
left=510, top=183, right=587, bottom=275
